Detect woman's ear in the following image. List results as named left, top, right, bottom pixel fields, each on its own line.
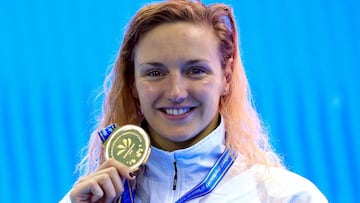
left=222, top=58, right=233, bottom=95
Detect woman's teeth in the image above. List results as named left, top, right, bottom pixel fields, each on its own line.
left=165, top=108, right=190, bottom=115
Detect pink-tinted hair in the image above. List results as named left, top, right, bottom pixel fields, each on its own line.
left=78, top=0, right=283, bottom=175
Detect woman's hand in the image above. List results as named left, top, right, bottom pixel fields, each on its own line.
left=69, top=158, right=135, bottom=203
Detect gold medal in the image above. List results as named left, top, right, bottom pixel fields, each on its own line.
left=104, top=124, right=151, bottom=171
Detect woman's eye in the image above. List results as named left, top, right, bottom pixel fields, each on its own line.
left=187, top=67, right=207, bottom=77
left=191, top=68, right=204, bottom=74
left=146, top=70, right=163, bottom=77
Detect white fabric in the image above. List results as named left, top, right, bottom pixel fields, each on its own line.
left=60, top=117, right=328, bottom=203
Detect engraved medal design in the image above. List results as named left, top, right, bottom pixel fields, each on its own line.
left=103, top=124, right=151, bottom=171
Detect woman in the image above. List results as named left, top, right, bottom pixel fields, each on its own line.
left=61, top=0, right=327, bottom=202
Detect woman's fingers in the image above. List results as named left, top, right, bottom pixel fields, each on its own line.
left=97, top=158, right=135, bottom=180
left=86, top=179, right=104, bottom=202
left=70, top=178, right=104, bottom=202
left=71, top=172, right=119, bottom=203
left=98, top=167, right=125, bottom=197
left=97, top=173, right=116, bottom=203
left=70, top=159, right=135, bottom=203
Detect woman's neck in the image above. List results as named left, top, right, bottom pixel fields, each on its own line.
left=147, top=114, right=220, bottom=152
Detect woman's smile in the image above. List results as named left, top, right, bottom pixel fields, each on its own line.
left=161, top=107, right=192, bottom=116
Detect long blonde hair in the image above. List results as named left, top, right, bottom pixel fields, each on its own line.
left=78, top=0, right=283, bottom=175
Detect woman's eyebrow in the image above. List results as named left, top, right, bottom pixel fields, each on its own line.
left=139, top=62, right=166, bottom=67
left=184, top=59, right=209, bottom=66
left=139, top=59, right=209, bottom=67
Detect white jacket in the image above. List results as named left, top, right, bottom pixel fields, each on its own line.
left=60, top=117, right=327, bottom=203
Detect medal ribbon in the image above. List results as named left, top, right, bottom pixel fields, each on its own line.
left=121, top=180, right=135, bottom=203
left=175, top=148, right=236, bottom=203
left=98, top=123, right=117, bottom=143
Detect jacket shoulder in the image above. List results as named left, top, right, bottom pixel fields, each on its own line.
left=251, top=165, right=328, bottom=202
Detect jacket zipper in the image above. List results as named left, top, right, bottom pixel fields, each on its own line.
left=173, top=161, right=178, bottom=190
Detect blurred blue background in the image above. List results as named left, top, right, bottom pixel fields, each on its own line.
left=0, top=0, right=359, bottom=202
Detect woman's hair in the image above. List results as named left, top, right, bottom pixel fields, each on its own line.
left=78, top=0, right=283, bottom=175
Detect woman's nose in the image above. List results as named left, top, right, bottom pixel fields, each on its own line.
left=166, top=74, right=188, bottom=103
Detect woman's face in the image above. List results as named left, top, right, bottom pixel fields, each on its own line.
left=133, top=22, right=229, bottom=147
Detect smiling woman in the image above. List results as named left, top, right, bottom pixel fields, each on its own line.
left=60, top=0, right=327, bottom=202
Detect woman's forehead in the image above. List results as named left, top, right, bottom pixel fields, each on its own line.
left=134, top=22, right=219, bottom=63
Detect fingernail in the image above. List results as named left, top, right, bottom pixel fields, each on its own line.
left=129, top=172, right=136, bottom=178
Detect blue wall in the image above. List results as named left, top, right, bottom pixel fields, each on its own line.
left=0, top=0, right=358, bottom=202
